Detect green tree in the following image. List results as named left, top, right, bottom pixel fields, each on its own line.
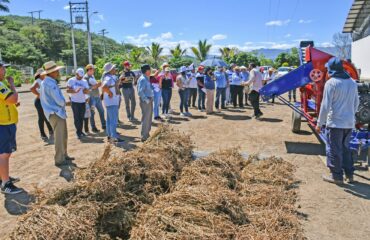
left=282, top=62, right=290, bottom=67
left=170, top=44, right=187, bottom=58
left=289, top=47, right=300, bottom=66
left=227, top=52, right=260, bottom=67
left=191, top=39, right=212, bottom=62
left=0, top=0, right=10, bottom=12
left=147, top=42, right=163, bottom=68
left=168, top=57, right=193, bottom=69
left=258, top=54, right=274, bottom=67
left=274, top=52, right=290, bottom=68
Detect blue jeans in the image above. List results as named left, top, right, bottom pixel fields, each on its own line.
left=198, top=88, right=206, bottom=110
left=162, top=89, right=172, bottom=114
left=153, top=90, right=162, bottom=118
left=326, top=128, right=354, bottom=180
left=89, top=96, right=106, bottom=129
left=179, top=89, right=189, bottom=113
left=215, top=88, right=226, bottom=109
left=106, top=105, right=118, bottom=138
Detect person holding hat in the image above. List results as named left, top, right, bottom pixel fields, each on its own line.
left=204, top=67, right=216, bottom=114
left=196, top=65, right=206, bottom=112
left=102, top=63, right=124, bottom=143
left=230, top=66, right=244, bottom=108
left=187, top=64, right=198, bottom=108
left=137, top=64, right=154, bottom=141
left=0, top=61, right=22, bottom=194
left=30, top=68, right=54, bottom=141
left=317, top=57, right=359, bottom=185
left=119, top=61, right=137, bottom=122
left=176, top=66, right=191, bottom=117
left=84, top=64, right=106, bottom=133
left=66, top=68, right=90, bottom=139
left=40, top=61, right=73, bottom=166
left=214, top=66, right=227, bottom=111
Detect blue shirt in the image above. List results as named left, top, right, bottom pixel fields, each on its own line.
left=137, top=75, right=154, bottom=102
left=40, top=76, right=67, bottom=120
left=204, top=75, right=215, bottom=90
left=317, top=77, right=359, bottom=129
left=241, top=72, right=249, bottom=81
left=231, top=73, right=243, bottom=86
left=214, top=71, right=227, bottom=88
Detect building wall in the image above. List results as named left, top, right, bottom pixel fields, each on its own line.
left=352, top=35, right=370, bottom=80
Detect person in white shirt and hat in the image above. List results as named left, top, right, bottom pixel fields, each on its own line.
left=102, top=63, right=124, bottom=143
left=66, top=68, right=90, bottom=139
left=176, top=66, right=192, bottom=116
left=40, top=61, right=74, bottom=166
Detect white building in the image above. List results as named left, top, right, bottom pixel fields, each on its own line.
left=343, top=0, right=370, bottom=80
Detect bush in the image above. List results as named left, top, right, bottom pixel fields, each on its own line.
left=5, top=67, right=23, bottom=87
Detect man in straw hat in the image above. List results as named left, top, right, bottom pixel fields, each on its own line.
left=0, top=61, right=22, bottom=194
left=66, top=68, right=90, bottom=139
left=137, top=64, right=154, bottom=142
left=119, top=60, right=137, bottom=122
left=30, top=68, right=54, bottom=142
left=102, top=62, right=124, bottom=143
left=84, top=64, right=106, bottom=133
left=40, top=61, right=74, bottom=166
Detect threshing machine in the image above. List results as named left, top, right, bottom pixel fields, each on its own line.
left=259, top=41, right=370, bottom=168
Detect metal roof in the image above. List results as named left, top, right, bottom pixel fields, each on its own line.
left=343, top=0, right=370, bottom=33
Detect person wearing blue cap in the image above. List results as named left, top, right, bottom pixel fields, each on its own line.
left=176, top=66, right=191, bottom=116
left=316, top=57, right=359, bottom=185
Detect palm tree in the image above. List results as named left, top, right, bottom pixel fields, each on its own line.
left=0, top=0, right=10, bottom=12
left=128, top=47, right=144, bottom=64
left=191, top=39, right=212, bottom=62
left=147, top=42, right=163, bottom=68
left=170, top=44, right=187, bottom=58
left=219, top=47, right=239, bottom=59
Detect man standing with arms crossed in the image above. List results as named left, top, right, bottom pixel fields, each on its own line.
left=0, top=61, right=22, bottom=194
left=120, top=61, right=137, bottom=122
left=317, top=57, right=359, bottom=184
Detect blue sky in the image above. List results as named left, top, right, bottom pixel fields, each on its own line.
left=2, top=0, right=353, bottom=54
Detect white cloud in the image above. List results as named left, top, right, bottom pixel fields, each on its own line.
left=319, top=42, right=334, bottom=48
left=125, top=34, right=150, bottom=45
left=211, top=34, right=227, bottom=41
left=298, top=19, right=312, bottom=24
left=63, top=5, right=70, bottom=10
left=265, top=19, right=291, bottom=27
left=161, top=32, right=173, bottom=39
left=98, top=14, right=104, bottom=21
left=143, top=21, right=152, bottom=28
left=284, top=33, right=292, bottom=38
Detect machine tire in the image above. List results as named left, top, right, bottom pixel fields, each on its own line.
left=292, top=110, right=301, bottom=133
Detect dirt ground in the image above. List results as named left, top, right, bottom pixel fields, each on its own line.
left=1, top=88, right=370, bottom=240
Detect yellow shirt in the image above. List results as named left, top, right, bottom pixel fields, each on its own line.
left=0, top=81, right=18, bottom=125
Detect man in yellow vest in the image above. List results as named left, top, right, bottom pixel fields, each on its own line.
left=0, top=61, right=22, bottom=194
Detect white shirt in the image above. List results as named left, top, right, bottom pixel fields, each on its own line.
left=32, top=78, right=43, bottom=94
left=247, top=68, right=264, bottom=92
left=187, top=72, right=198, bottom=88
left=102, top=74, right=120, bottom=106
left=67, top=77, right=89, bottom=103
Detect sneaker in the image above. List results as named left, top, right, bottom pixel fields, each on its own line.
left=1, top=181, right=23, bottom=194
left=0, top=176, right=20, bottom=186
left=180, top=113, right=186, bottom=117
left=345, top=176, right=355, bottom=184
left=92, top=128, right=100, bottom=133
left=81, top=132, right=87, bottom=137
left=322, top=175, right=344, bottom=185
left=49, top=133, right=54, bottom=142
left=114, top=138, right=125, bottom=143
left=65, top=156, right=75, bottom=161
left=185, top=112, right=192, bottom=117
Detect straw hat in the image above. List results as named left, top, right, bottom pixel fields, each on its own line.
left=34, top=68, right=46, bottom=78
left=85, top=64, right=95, bottom=70
left=164, top=67, right=170, bottom=72
left=240, top=66, right=247, bottom=70
left=43, top=61, right=65, bottom=75
left=234, top=66, right=240, bottom=71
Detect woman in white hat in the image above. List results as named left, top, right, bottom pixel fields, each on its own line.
left=30, top=68, right=53, bottom=142
left=176, top=66, right=192, bottom=117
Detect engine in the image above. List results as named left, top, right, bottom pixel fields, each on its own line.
left=356, top=83, right=370, bottom=124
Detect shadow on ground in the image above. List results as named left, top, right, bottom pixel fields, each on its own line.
left=4, top=190, right=34, bottom=215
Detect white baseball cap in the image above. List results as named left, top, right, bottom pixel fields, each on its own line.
left=76, top=68, right=85, bottom=78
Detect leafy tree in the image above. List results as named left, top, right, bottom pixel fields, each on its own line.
left=147, top=42, right=163, bottom=68
left=168, top=57, right=193, bottom=69
left=170, top=44, right=187, bottom=58
left=289, top=47, right=300, bottom=66
left=191, top=39, right=212, bottom=62
left=282, top=62, right=290, bottom=67
left=226, top=52, right=260, bottom=67
left=258, top=54, right=274, bottom=66
left=274, top=52, right=290, bottom=68
left=0, top=0, right=9, bottom=12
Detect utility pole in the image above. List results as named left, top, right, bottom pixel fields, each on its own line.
left=28, top=10, right=43, bottom=24
left=69, top=2, right=78, bottom=71
left=99, top=29, right=108, bottom=58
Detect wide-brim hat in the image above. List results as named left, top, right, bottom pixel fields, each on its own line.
left=85, top=64, right=95, bottom=70
left=34, top=68, right=46, bottom=78
left=43, top=61, right=65, bottom=75
left=179, top=66, right=187, bottom=73
left=103, top=62, right=116, bottom=75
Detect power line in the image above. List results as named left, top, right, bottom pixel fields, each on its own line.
left=99, top=29, right=109, bottom=58
left=28, top=10, right=43, bottom=24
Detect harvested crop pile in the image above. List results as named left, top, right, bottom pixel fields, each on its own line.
left=8, top=126, right=193, bottom=240
left=130, top=150, right=304, bottom=240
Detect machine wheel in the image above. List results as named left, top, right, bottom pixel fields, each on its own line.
left=292, top=110, right=301, bottom=133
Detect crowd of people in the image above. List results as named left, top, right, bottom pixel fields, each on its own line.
left=0, top=56, right=359, bottom=194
